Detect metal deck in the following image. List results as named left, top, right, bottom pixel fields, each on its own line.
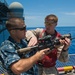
left=56, top=54, right=75, bottom=75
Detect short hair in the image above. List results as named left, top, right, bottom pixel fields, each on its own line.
left=6, top=17, right=25, bottom=30
left=45, top=14, right=58, bottom=23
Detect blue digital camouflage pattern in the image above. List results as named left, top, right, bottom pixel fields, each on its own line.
left=0, top=36, right=38, bottom=75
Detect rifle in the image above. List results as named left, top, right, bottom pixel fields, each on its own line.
left=17, top=33, right=75, bottom=54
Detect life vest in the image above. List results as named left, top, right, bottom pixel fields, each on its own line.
left=38, top=29, right=61, bottom=68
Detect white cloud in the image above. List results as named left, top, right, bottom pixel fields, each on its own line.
left=25, top=16, right=43, bottom=20
left=63, top=12, right=75, bottom=15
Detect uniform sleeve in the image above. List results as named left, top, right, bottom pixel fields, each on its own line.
left=26, top=28, right=43, bottom=41
left=0, top=43, right=20, bottom=69
left=57, top=45, right=69, bottom=62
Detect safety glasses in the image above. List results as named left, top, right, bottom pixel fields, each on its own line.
left=10, top=25, right=26, bottom=31
left=45, top=20, right=56, bottom=25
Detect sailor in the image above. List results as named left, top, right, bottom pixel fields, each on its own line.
left=26, top=14, right=71, bottom=75
left=0, top=17, right=50, bottom=75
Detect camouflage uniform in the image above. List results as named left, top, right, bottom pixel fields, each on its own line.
left=0, top=36, right=38, bottom=75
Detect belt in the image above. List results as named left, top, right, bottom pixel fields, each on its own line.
left=38, top=62, right=55, bottom=68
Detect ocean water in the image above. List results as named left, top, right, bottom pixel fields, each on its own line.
left=0, top=26, right=75, bottom=54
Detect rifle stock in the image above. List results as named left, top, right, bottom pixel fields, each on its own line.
left=17, top=45, right=38, bottom=54
left=17, top=47, right=32, bottom=53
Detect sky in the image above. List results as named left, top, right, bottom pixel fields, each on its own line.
left=6, top=0, right=75, bottom=27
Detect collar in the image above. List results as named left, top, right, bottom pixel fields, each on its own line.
left=8, top=36, right=27, bottom=48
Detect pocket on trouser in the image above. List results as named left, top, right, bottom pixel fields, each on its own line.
left=42, top=66, right=59, bottom=75
left=38, top=66, right=43, bottom=75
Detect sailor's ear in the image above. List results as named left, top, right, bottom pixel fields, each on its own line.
left=10, top=30, right=15, bottom=34
left=55, top=23, right=57, bottom=26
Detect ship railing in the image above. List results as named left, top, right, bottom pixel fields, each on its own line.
left=56, top=54, right=75, bottom=75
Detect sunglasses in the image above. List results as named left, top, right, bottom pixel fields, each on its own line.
left=45, top=20, right=56, bottom=24
left=45, top=21, right=56, bottom=26
left=10, top=25, right=26, bottom=31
